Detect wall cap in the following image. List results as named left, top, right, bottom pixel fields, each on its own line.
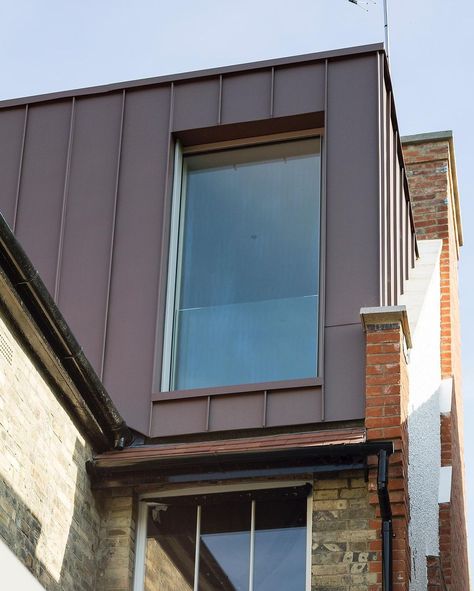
left=401, top=130, right=453, bottom=144
left=360, top=305, right=412, bottom=349
left=401, top=130, right=463, bottom=248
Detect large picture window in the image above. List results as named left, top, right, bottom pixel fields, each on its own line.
left=162, top=138, right=321, bottom=392
left=141, top=487, right=310, bottom=591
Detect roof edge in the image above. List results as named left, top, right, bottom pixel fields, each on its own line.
left=0, top=43, right=384, bottom=109
left=0, top=213, right=131, bottom=451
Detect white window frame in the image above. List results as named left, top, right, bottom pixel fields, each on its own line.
left=161, top=140, right=184, bottom=392
left=133, top=480, right=313, bottom=591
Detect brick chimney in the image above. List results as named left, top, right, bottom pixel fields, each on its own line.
left=402, top=131, right=467, bottom=591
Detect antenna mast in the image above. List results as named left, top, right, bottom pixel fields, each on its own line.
left=347, top=0, right=390, bottom=64
left=383, top=0, right=390, bottom=63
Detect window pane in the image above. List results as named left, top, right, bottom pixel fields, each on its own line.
left=172, top=138, right=321, bottom=390
left=253, top=498, right=307, bottom=591
left=198, top=500, right=251, bottom=591
left=144, top=504, right=196, bottom=591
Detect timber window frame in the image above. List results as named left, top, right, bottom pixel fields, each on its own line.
left=158, top=134, right=323, bottom=396
left=133, top=481, right=313, bottom=591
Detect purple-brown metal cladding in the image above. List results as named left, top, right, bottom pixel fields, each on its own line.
left=0, top=44, right=415, bottom=437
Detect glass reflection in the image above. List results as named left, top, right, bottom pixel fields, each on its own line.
left=254, top=498, right=307, bottom=591
left=144, top=493, right=308, bottom=591
left=144, top=504, right=196, bottom=591
left=198, top=500, right=251, bottom=591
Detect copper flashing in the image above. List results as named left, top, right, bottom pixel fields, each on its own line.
left=0, top=43, right=384, bottom=108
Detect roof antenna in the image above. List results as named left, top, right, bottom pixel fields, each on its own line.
left=347, top=0, right=390, bottom=64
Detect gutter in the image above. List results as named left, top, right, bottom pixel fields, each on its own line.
left=90, top=437, right=393, bottom=473
left=0, top=213, right=131, bottom=451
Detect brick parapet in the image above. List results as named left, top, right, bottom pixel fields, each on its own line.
left=361, top=309, right=410, bottom=590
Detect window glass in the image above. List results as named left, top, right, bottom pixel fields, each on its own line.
left=198, top=500, right=251, bottom=591
left=171, top=138, right=321, bottom=390
left=145, top=504, right=196, bottom=591
left=254, top=498, right=307, bottom=591
left=143, top=491, right=308, bottom=591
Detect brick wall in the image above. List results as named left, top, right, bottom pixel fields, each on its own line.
left=362, top=309, right=410, bottom=591
left=403, top=135, right=469, bottom=591
left=311, top=472, right=378, bottom=590
left=0, top=312, right=103, bottom=590
left=97, top=488, right=137, bottom=590
left=427, top=555, right=449, bottom=591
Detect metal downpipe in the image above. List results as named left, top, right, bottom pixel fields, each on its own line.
left=377, top=448, right=393, bottom=591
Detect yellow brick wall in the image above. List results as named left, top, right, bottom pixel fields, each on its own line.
left=0, top=311, right=102, bottom=590
left=312, top=472, right=378, bottom=590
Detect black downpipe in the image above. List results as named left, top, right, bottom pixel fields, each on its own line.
left=377, top=449, right=393, bottom=591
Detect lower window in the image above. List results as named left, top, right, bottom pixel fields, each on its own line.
left=141, top=486, right=310, bottom=591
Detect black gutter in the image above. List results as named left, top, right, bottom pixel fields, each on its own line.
left=0, top=213, right=131, bottom=451
left=377, top=448, right=393, bottom=591
left=90, top=440, right=394, bottom=472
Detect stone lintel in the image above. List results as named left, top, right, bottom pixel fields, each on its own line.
left=360, top=305, right=412, bottom=349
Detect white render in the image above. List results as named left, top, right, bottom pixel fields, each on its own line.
left=0, top=538, right=46, bottom=590
left=399, top=239, right=443, bottom=591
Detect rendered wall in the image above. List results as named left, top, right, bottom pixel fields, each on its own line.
left=400, top=239, right=442, bottom=591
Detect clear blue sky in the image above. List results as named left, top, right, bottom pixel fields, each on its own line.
left=2, top=0, right=473, bottom=577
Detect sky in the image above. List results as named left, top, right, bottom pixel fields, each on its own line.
left=1, top=0, right=473, bottom=577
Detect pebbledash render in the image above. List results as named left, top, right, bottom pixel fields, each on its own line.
left=0, top=44, right=469, bottom=590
